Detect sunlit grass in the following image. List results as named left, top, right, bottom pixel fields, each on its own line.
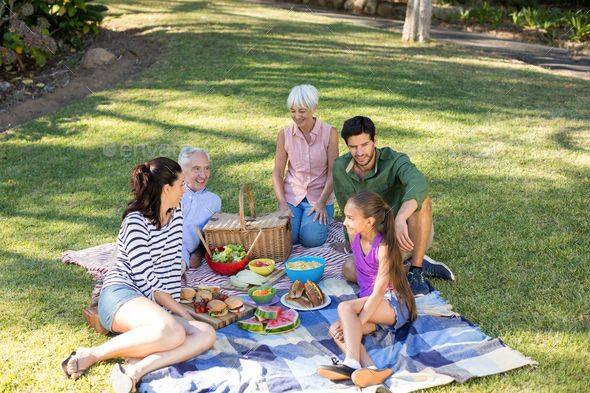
left=0, top=0, right=589, bottom=391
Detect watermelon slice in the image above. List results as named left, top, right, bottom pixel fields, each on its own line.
left=265, top=309, right=299, bottom=333
left=237, top=316, right=264, bottom=333
left=255, top=305, right=282, bottom=321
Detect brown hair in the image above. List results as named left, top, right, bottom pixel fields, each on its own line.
left=348, top=191, right=417, bottom=321
left=123, top=157, right=182, bottom=229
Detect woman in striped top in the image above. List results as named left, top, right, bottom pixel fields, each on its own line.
left=61, top=157, right=216, bottom=393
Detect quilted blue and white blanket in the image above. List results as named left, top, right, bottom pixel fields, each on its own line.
left=139, top=277, right=535, bottom=393
left=63, top=222, right=536, bottom=392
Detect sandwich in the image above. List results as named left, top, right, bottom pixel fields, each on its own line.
left=195, top=289, right=213, bottom=303
left=207, top=299, right=228, bottom=317
left=224, top=296, right=245, bottom=313
left=288, top=280, right=305, bottom=299
left=304, top=280, right=325, bottom=307
left=180, top=287, right=196, bottom=302
left=285, top=280, right=325, bottom=309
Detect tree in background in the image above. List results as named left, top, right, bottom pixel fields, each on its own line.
left=403, top=0, right=433, bottom=42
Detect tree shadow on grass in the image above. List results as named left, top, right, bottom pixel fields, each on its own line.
left=3, top=15, right=589, bottom=143
left=0, top=248, right=96, bottom=330
left=551, top=126, right=589, bottom=152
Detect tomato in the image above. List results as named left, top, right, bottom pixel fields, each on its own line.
left=193, top=301, right=207, bottom=314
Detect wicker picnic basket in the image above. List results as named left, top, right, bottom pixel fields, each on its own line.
left=203, top=185, right=292, bottom=262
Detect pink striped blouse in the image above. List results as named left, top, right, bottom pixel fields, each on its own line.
left=282, top=118, right=335, bottom=207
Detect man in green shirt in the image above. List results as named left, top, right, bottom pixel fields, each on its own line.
left=333, top=116, right=454, bottom=295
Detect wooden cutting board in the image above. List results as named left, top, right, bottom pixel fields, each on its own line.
left=181, top=301, right=255, bottom=329
left=221, top=267, right=286, bottom=292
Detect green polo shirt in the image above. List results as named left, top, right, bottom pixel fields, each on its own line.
left=333, top=147, right=429, bottom=217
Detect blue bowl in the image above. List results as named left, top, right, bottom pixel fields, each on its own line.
left=284, top=256, right=326, bottom=283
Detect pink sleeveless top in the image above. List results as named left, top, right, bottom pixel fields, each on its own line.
left=352, top=232, right=383, bottom=297
left=282, top=118, right=335, bottom=206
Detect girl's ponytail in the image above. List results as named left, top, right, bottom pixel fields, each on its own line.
left=383, top=203, right=416, bottom=321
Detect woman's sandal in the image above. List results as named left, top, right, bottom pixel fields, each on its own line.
left=60, top=351, right=87, bottom=380
left=111, top=363, right=137, bottom=393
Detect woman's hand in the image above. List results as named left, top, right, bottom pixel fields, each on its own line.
left=307, top=201, right=328, bottom=224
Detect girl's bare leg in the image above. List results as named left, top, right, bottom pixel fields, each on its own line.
left=336, top=297, right=396, bottom=367
left=330, top=320, right=377, bottom=367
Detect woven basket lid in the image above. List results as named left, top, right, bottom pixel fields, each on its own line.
left=204, top=211, right=289, bottom=231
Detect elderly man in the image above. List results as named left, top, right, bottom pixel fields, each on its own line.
left=333, top=116, right=454, bottom=295
left=178, top=147, right=221, bottom=269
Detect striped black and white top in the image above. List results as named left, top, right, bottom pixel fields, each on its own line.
left=102, top=206, right=184, bottom=301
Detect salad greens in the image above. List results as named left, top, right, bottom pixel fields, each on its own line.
left=211, top=243, right=247, bottom=263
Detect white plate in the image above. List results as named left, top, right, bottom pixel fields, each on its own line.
left=280, top=293, right=331, bottom=311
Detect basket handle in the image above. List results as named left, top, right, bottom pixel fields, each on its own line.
left=239, top=184, right=257, bottom=230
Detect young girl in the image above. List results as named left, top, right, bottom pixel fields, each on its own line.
left=318, top=191, right=416, bottom=388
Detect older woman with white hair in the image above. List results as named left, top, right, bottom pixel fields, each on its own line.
left=178, top=147, right=221, bottom=270
left=272, top=84, right=339, bottom=247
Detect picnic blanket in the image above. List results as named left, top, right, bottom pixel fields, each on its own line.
left=138, top=278, right=536, bottom=393
left=61, top=221, right=537, bottom=392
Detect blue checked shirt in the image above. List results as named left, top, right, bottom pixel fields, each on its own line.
left=181, top=187, right=221, bottom=266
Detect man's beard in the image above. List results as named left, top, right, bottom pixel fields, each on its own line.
left=354, top=148, right=375, bottom=168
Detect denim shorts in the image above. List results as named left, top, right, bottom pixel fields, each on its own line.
left=98, top=284, right=143, bottom=332
left=384, top=290, right=410, bottom=330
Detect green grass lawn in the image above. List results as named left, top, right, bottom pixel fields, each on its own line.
left=1, top=0, right=589, bottom=391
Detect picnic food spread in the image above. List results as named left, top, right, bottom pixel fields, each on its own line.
left=284, top=256, right=326, bottom=283
left=284, top=280, right=325, bottom=308
left=248, top=258, right=275, bottom=276
left=248, top=286, right=277, bottom=304
left=285, top=260, right=323, bottom=270
left=225, top=296, right=245, bottom=313
left=211, top=243, right=246, bottom=263
left=229, top=269, right=266, bottom=288
left=238, top=305, right=300, bottom=334
left=207, top=299, right=228, bottom=317
left=180, top=287, right=197, bottom=302
left=179, top=286, right=231, bottom=314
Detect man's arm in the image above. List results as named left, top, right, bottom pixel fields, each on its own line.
left=396, top=155, right=429, bottom=210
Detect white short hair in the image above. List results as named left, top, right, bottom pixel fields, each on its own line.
left=178, top=146, right=210, bottom=167
left=287, top=84, right=319, bottom=110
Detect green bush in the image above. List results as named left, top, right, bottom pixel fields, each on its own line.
left=0, top=0, right=107, bottom=69
left=568, top=10, right=590, bottom=41
left=510, top=7, right=564, bottom=29
left=460, top=1, right=505, bottom=27
left=510, top=6, right=589, bottom=42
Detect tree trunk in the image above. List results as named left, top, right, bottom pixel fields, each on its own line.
left=402, top=0, right=432, bottom=43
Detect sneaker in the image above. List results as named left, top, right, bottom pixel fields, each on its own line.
left=407, top=269, right=430, bottom=295
left=318, top=357, right=356, bottom=381
left=351, top=367, right=394, bottom=388
left=422, top=256, right=455, bottom=281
